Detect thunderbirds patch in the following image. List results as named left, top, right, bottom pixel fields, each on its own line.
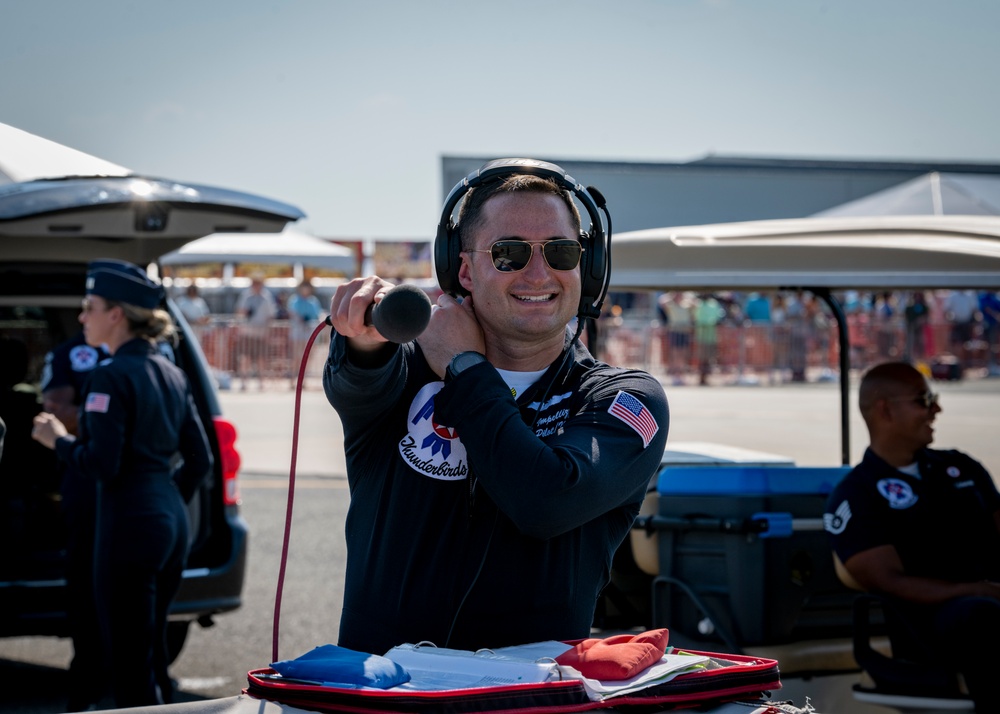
left=399, top=382, right=468, bottom=481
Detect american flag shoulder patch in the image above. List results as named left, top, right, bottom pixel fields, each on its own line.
left=85, top=392, right=111, bottom=413
left=608, top=390, right=659, bottom=448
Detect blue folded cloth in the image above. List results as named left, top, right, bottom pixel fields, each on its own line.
left=271, top=644, right=410, bottom=689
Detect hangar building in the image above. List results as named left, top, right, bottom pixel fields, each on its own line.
left=441, top=155, right=1000, bottom=233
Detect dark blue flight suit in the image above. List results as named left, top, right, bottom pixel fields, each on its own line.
left=55, top=338, right=212, bottom=707
left=40, top=332, right=110, bottom=710
left=325, top=330, right=669, bottom=655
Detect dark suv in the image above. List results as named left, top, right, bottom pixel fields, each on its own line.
left=0, top=173, right=304, bottom=660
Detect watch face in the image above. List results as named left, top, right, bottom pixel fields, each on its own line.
left=450, top=351, right=486, bottom=377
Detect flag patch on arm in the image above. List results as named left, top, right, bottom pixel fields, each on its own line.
left=85, top=392, right=111, bottom=413
left=608, top=390, right=659, bottom=448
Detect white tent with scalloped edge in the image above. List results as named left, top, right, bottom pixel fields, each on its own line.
left=610, top=214, right=1000, bottom=292
left=159, top=226, right=356, bottom=277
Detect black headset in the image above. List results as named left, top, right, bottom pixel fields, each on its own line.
left=434, top=158, right=612, bottom=321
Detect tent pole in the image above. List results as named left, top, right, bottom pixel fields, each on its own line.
left=811, top=288, right=850, bottom=465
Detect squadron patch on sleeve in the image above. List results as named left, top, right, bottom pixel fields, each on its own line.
left=608, top=390, right=659, bottom=448
left=824, top=500, right=852, bottom=535
left=877, top=478, right=918, bottom=509
left=69, top=345, right=100, bottom=372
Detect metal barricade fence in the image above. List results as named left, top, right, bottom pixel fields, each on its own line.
left=598, top=316, right=996, bottom=384
left=190, top=314, right=997, bottom=388
left=192, top=317, right=327, bottom=389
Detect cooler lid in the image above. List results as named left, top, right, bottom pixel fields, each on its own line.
left=661, top=441, right=796, bottom=467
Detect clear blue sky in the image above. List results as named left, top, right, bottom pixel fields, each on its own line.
left=3, top=0, right=998, bottom=238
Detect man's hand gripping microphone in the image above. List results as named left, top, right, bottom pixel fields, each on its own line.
left=362, top=284, right=433, bottom=343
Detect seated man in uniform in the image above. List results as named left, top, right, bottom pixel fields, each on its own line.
left=824, top=361, right=1000, bottom=712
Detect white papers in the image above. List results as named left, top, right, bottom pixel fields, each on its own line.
left=384, top=643, right=561, bottom=691
left=493, top=640, right=710, bottom=700
left=558, top=652, right=710, bottom=700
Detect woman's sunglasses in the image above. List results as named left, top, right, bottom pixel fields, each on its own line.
left=468, top=239, right=584, bottom=273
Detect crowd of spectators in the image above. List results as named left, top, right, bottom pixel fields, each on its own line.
left=599, top=289, right=1000, bottom=384
left=166, top=284, right=1000, bottom=388
left=168, top=279, right=328, bottom=389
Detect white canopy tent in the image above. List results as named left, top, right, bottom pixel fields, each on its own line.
left=609, top=214, right=1000, bottom=292
left=159, top=227, right=357, bottom=279
left=609, top=213, right=1000, bottom=464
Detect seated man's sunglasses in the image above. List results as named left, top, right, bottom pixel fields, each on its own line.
left=889, top=391, right=940, bottom=409
left=468, top=239, right=584, bottom=273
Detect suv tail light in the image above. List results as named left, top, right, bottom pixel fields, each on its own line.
left=213, top=417, right=242, bottom=506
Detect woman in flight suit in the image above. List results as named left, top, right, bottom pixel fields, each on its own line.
left=33, top=260, right=213, bottom=707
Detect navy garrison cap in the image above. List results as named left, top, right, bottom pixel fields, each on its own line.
left=86, top=259, right=164, bottom=309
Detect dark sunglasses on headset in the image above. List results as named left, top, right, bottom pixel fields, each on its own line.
left=468, top=239, right=584, bottom=273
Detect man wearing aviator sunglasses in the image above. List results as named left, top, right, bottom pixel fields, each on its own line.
left=324, top=166, right=668, bottom=656
left=825, top=362, right=1000, bottom=711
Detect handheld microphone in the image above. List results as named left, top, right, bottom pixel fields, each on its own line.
left=364, top=284, right=433, bottom=343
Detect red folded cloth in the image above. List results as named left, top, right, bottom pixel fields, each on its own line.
left=555, top=628, right=670, bottom=680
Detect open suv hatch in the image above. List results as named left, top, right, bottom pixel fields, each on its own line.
left=0, top=170, right=304, bottom=660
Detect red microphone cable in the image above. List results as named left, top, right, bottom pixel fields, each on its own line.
left=272, top=316, right=331, bottom=664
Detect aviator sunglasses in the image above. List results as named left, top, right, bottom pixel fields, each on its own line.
left=468, top=239, right=584, bottom=273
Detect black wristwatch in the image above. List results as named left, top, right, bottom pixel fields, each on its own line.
left=446, top=351, right=487, bottom=382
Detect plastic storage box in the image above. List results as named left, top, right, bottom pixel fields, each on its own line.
left=651, top=464, right=853, bottom=649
